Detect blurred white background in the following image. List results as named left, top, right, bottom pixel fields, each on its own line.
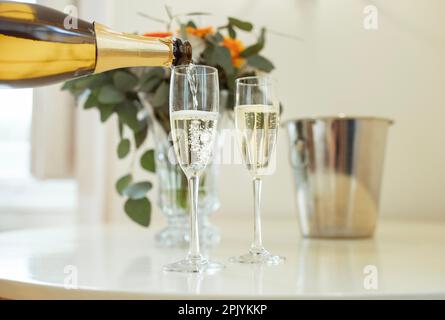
left=1, top=0, right=444, bottom=231
left=101, top=0, right=445, bottom=223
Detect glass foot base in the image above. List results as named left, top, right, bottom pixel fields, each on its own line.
left=164, top=257, right=225, bottom=273
left=230, top=248, right=285, bottom=265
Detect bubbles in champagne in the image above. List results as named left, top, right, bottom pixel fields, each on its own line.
left=171, top=110, right=218, bottom=177
left=235, top=104, right=279, bottom=177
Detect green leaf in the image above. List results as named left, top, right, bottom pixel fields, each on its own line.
left=186, top=20, right=197, bottom=28
left=228, top=17, right=253, bottom=31
left=228, top=24, right=236, bottom=39
left=240, top=28, right=266, bottom=58
left=124, top=198, right=151, bottom=227
left=226, top=73, right=236, bottom=91
left=140, top=149, right=156, bottom=173
left=216, top=46, right=235, bottom=75
left=98, top=103, right=115, bottom=122
left=140, top=76, right=162, bottom=93
left=139, top=68, right=165, bottom=93
left=213, top=32, right=224, bottom=43
left=98, top=85, right=125, bottom=104
left=113, top=71, right=138, bottom=91
left=203, top=44, right=235, bottom=75
left=123, top=181, right=153, bottom=200
left=151, top=81, right=169, bottom=107
left=206, top=32, right=223, bottom=45
left=117, top=138, right=131, bottom=159
left=240, top=43, right=263, bottom=58
left=115, top=101, right=143, bottom=132
left=247, top=55, right=275, bottom=72
left=134, top=124, right=148, bottom=148
left=181, top=12, right=210, bottom=16
left=258, top=27, right=266, bottom=45
left=175, top=188, right=189, bottom=210
left=140, top=68, right=165, bottom=82
left=84, top=93, right=98, bottom=109
left=116, top=174, right=132, bottom=195
left=63, top=74, right=105, bottom=92
left=61, top=79, right=76, bottom=91
left=118, top=119, right=124, bottom=139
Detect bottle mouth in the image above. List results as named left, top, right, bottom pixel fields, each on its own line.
left=172, top=38, right=192, bottom=66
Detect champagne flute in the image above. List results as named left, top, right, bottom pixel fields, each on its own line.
left=230, top=76, right=285, bottom=265
left=164, top=65, right=224, bottom=273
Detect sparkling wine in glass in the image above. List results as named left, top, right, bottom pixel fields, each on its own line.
left=231, top=76, right=285, bottom=265
left=164, top=64, right=224, bottom=273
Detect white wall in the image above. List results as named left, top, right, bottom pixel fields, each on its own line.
left=99, top=0, right=445, bottom=222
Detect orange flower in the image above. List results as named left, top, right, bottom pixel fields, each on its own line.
left=220, top=37, right=245, bottom=68
left=143, top=32, right=173, bottom=38
left=186, top=26, right=214, bottom=38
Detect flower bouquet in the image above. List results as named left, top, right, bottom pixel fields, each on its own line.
left=62, top=10, right=275, bottom=228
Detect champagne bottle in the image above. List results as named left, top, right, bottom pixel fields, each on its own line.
left=0, top=1, right=192, bottom=88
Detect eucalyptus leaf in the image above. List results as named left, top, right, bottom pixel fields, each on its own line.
left=240, top=43, right=263, bottom=58
left=84, top=93, right=98, bottom=109
left=140, top=149, right=156, bottom=173
left=115, top=101, right=143, bottom=132
left=259, top=27, right=266, bottom=45
left=186, top=20, right=197, bottom=28
left=203, top=44, right=234, bottom=75
left=117, top=138, right=131, bottom=159
left=139, top=69, right=164, bottom=93
left=116, top=174, right=132, bottom=195
left=175, top=188, right=189, bottom=210
left=98, top=103, right=115, bottom=122
left=123, top=181, right=153, bottom=200
left=247, top=55, right=275, bottom=72
left=202, top=42, right=216, bottom=64
left=135, top=128, right=147, bottom=150
left=140, top=77, right=162, bottom=93
left=113, top=71, right=138, bottom=91
left=118, top=119, right=124, bottom=139
left=98, top=85, right=125, bottom=104
left=124, top=197, right=151, bottom=227
left=213, top=32, right=224, bottom=43
left=240, top=28, right=266, bottom=58
left=180, top=12, right=210, bottom=16
left=228, top=17, right=253, bottom=31
left=61, top=79, right=76, bottom=91
left=140, top=68, right=165, bottom=83
left=228, top=24, right=236, bottom=39
left=215, top=46, right=235, bottom=75
left=151, top=81, right=169, bottom=107
left=63, top=73, right=109, bottom=92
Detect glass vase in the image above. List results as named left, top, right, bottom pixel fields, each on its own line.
left=139, top=93, right=221, bottom=248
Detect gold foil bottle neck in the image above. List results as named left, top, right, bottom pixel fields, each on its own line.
left=93, top=23, right=173, bottom=73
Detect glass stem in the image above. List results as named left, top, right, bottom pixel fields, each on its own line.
left=251, top=177, right=264, bottom=253
left=188, top=175, right=201, bottom=259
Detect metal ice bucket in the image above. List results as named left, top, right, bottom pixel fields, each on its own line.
left=285, top=116, right=393, bottom=238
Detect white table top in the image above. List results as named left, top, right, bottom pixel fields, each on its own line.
left=0, top=217, right=444, bottom=299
